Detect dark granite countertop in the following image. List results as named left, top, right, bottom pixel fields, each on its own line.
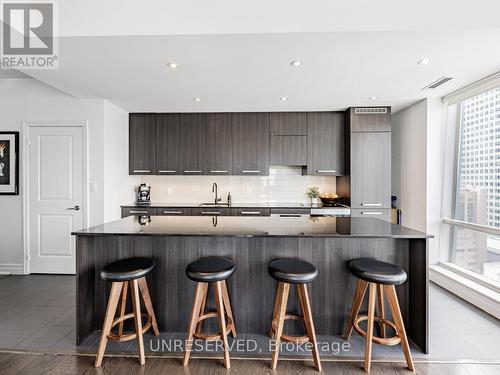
left=121, top=202, right=342, bottom=209
left=72, top=216, right=431, bottom=239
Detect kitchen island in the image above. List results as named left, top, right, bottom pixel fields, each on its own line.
left=73, top=215, right=431, bottom=353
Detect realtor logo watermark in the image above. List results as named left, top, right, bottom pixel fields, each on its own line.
left=1, top=1, right=58, bottom=69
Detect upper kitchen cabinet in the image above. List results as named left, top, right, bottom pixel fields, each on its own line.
left=206, top=113, right=232, bottom=175
left=305, top=112, right=345, bottom=175
left=179, top=114, right=207, bottom=175
left=129, top=113, right=156, bottom=175
left=270, top=112, right=307, bottom=135
left=350, top=132, right=391, bottom=208
left=155, top=114, right=181, bottom=175
left=349, top=107, right=391, bottom=132
left=232, top=113, right=270, bottom=175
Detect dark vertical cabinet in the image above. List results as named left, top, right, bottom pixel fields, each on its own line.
left=306, top=112, right=345, bottom=175
left=350, top=132, right=391, bottom=208
left=179, top=114, right=207, bottom=175
left=206, top=113, right=232, bottom=175
left=232, top=113, right=270, bottom=175
left=155, top=114, right=181, bottom=175
left=349, top=107, right=391, bottom=132
left=270, top=112, right=307, bottom=135
left=129, top=113, right=156, bottom=175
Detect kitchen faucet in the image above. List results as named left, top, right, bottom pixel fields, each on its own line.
left=212, top=182, right=222, bottom=204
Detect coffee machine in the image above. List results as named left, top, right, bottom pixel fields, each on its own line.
left=136, top=183, right=151, bottom=206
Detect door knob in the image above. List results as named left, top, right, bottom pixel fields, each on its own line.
left=67, top=205, right=80, bottom=211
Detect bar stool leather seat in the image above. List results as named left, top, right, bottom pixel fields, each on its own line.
left=268, top=258, right=318, bottom=284
left=186, top=256, right=236, bottom=282
left=101, top=257, right=155, bottom=282
left=348, top=258, right=407, bottom=285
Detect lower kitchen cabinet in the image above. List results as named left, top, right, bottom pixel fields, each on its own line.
left=231, top=208, right=271, bottom=216
left=121, top=207, right=157, bottom=218
left=350, top=208, right=392, bottom=222
left=193, top=207, right=232, bottom=216
left=270, top=208, right=311, bottom=216
left=157, top=207, right=194, bottom=216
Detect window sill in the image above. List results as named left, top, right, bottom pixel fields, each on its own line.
left=429, top=264, right=500, bottom=320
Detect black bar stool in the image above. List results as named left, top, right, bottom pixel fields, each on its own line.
left=183, top=256, right=237, bottom=369
left=344, top=258, right=414, bottom=373
left=268, top=258, right=322, bottom=372
left=95, top=257, right=159, bottom=367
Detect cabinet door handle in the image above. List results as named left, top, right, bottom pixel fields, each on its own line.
left=361, top=211, right=382, bottom=215
left=361, top=203, right=382, bottom=207
left=163, top=211, right=183, bottom=214
left=240, top=211, right=260, bottom=215
left=241, top=170, right=260, bottom=173
left=209, top=170, right=228, bottom=173
left=201, top=211, right=220, bottom=215
left=133, top=169, right=151, bottom=173
left=158, top=170, right=176, bottom=173
left=184, top=170, right=202, bottom=173
left=130, top=210, right=148, bottom=214
left=316, top=170, right=336, bottom=173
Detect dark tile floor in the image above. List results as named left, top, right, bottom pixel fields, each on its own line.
left=0, top=274, right=499, bottom=362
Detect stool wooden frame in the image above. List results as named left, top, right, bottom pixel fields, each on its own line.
left=95, top=277, right=159, bottom=367
left=183, top=280, right=236, bottom=369
left=269, top=281, right=322, bottom=372
left=344, top=280, right=414, bottom=373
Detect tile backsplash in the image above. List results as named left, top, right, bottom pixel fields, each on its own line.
left=141, top=166, right=336, bottom=204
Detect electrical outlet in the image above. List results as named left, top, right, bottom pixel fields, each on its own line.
left=167, top=187, right=173, bottom=195
left=246, top=187, right=252, bottom=195
left=89, top=182, right=98, bottom=193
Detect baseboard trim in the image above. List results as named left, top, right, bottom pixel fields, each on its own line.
left=0, top=263, right=24, bottom=275
left=430, top=265, right=500, bottom=320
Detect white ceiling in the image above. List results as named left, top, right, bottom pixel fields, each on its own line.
left=55, top=0, right=500, bottom=36
left=23, top=30, right=500, bottom=113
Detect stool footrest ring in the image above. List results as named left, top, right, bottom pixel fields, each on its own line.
left=192, top=310, right=235, bottom=341
left=107, top=313, right=152, bottom=342
left=270, top=314, right=310, bottom=344
left=353, top=315, right=401, bottom=346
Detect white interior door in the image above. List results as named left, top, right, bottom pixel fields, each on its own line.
left=28, top=126, right=84, bottom=274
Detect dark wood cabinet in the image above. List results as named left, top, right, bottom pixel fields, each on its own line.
left=121, top=207, right=157, bottom=218
left=194, top=207, right=231, bottom=216
left=179, top=114, right=207, bottom=175
left=231, top=113, right=270, bottom=175
left=129, top=113, right=156, bottom=175
left=155, top=114, right=181, bottom=175
left=231, top=208, right=270, bottom=216
left=350, top=132, right=391, bottom=209
left=349, top=107, right=391, bottom=132
left=270, top=112, right=307, bottom=135
left=350, top=208, right=392, bottom=222
left=206, top=113, right=232, bottom=175
left=306, top=112, right=345, bottom=175
left=270, top=135, right=307, bottom=165
left=157, top=207, right=193, bottom=216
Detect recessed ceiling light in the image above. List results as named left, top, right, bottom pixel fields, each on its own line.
left=193, top=97, right=201, bottom=102
left=368, top=96, right=377, bottom=100
left=166, top=62, right=180, bottom=69
left=417, top=58, right=431, bottom=65
left=290, top=60, right=302, bottom=67
left=280, top=97, right=288, bottom=101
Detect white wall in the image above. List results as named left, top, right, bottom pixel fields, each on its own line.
left=392, top=98, right=446, bottom=264
left=392, top=100, right=427, bottom=232
left=0, top=78, right=134, bottom=274
left=103, top=102, right=139, bottom=222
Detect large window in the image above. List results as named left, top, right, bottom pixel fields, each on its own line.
left=452, top=87, right=500, bottom=283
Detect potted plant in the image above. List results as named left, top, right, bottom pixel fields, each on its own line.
left=307, top=186, right=321, bottom=206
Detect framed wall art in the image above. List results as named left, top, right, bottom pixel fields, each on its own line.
left=0, top=132, right=19, bottom=195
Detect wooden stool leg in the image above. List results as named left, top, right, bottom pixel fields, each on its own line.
left=95, top=281, right=123, bottom=368
left=297, top=284, right=322, bottom=372
left=269, top=282, right=284, bottom=338
left=183, top=282, right=208, bottom=367
left=364, top=283, right=377, bottom=373
left=221, top=280, right=237, bottom=337
left=271, top=282, right=290, bottom=370
left=384, top=285, right=415, bottom=372
left=130, top=279, right=145, bottom=366
left=377, top=284, right=386, bottom=339
left=117, top=281, right=128, bottom=337
left=196, top=282, right=209, bottom=335
left=344, top=279, right=368, bottom=340
left=214, top=281, right=231, bottom=369
left=137, top=277, right=160, bottom=336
